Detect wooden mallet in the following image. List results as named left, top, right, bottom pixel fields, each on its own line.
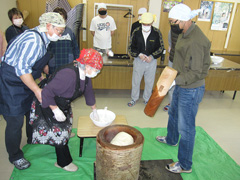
left=144, top=66, right=177, bottom=117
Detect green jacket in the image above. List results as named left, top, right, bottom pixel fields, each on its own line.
left=173, top=23, right=211, bottom=88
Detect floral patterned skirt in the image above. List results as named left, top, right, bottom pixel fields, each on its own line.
left=29, top=97, right=73, bottom=146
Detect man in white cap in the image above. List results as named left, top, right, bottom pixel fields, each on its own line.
left=128, top=12, right=165, bottom=107
left=0, top=12, right=65, bottom=170
left=163, top=5, right=201, bottom=112
left=156, top=4, right=211, bottom=173
left=130, top=7, right=147, bottom=35
left=90, top=3, right=117, bottom=57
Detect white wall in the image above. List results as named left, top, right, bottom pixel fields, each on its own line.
left=0, top=0, right=17, bottom=32
left=149, top=0, right=162, bottom=28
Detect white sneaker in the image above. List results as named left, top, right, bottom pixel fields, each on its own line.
left=55, top=162, right=78, bottom=172
left=156, top=136, right=177, bottom=146
left=166, top=161, right=192, bottom=173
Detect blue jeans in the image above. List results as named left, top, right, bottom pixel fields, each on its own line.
left=166, top=85, right=205, bottom=170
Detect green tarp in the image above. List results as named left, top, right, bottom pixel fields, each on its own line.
left=10, top=127, right=240, bottom=180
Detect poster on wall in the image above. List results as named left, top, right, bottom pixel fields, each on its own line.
left=163, top=0, right=183, bottom=12
left=198, top=1, right=213, bottom=22
left=211, top=2, right=233, bottom=31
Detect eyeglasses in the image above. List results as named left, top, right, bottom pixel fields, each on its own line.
left=169, top=20, right=179, bottom=25
left=52, top=25, right=64, bottom=35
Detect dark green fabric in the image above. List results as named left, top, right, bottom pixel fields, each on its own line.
left=10, top=127, right=240, bottom=180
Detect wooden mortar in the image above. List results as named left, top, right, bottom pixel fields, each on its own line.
left=96, top=125, right=144, bottom=180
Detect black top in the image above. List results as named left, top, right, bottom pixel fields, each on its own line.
left=130, top=21, right=141, bottom=36
left=5, top=24, right=29, bottom=43
left=129, top=26, right=165, bottom=59
left=169, top=30, right=179, bottom=63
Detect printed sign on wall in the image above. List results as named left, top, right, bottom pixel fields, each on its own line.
left=163, top=0, right=183, bottom=12
left=211, top=2, right=233, bottom=31
left=198, top=1, right=213, bottom=22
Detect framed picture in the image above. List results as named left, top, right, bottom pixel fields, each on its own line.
left=211, top=2, right=233, bottom=31
left=163, top=0, right=183, bottom=12
left=198, top=1, right=213, bottom=22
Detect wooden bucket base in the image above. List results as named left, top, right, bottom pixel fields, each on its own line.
left=96, top=125, right=144, bottom=180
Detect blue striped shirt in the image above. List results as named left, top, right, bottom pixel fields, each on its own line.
left=3, top=26, right=50, bottom=76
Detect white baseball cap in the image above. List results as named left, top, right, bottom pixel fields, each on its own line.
left=98, top=3, right=107, bottom=11
left=169, top=4, right=201, bottom=21
left=138, top=7, right=147, bottom=15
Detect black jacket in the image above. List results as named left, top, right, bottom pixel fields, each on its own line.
left=128, top=26, right=164, bottom=59
left=130, top=21, right=141, bottom=36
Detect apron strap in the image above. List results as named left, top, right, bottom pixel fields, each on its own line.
left=3, top=29, right=46, bottom=61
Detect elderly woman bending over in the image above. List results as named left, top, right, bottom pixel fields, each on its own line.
left=30, top=48, right=103, bottom=172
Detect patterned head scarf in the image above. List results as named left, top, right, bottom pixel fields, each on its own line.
left=39, top=12, right=65, bottom=32
left=76, top=48, right=103, bottom=70
left=139, top=13, right=157, bottom=24
left=169, top=4, right=201, bottom=21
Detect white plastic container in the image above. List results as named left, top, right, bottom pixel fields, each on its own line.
left=211, top=56, right=224, bottom=64
left=90, top=108, right=116, bottom=127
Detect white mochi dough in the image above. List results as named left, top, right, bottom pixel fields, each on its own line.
left=110, top=132, right=134, bottom=146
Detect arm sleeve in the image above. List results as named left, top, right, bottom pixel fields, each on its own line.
left=130, top=23, right=134, bottom=36
left=201, top=42, right=211, bottom=79
left=151, top=29, right=165, bottom=59
left=128, top=30, right=139, bottom=57
left=175, top=42, right=211, bottom=85
left=110, top=17, right=117, bottom=31
left=89, top=18, right=96, bottom=31
left=83, top=78, right=96, bottom=106
left=16, top=39, right=42, bottom=76
left=5, top=27, right=13, bottom=43
left=70, top=31, right=80, bottom=59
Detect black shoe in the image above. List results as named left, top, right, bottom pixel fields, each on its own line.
left=13, top=158, right=31, bottom=170
left=27, top=139, right=32, bottom=144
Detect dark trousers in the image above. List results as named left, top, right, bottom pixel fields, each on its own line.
left=4, top=111, right=32, bottom=163
left=55, top=144, right=73, bottom=167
